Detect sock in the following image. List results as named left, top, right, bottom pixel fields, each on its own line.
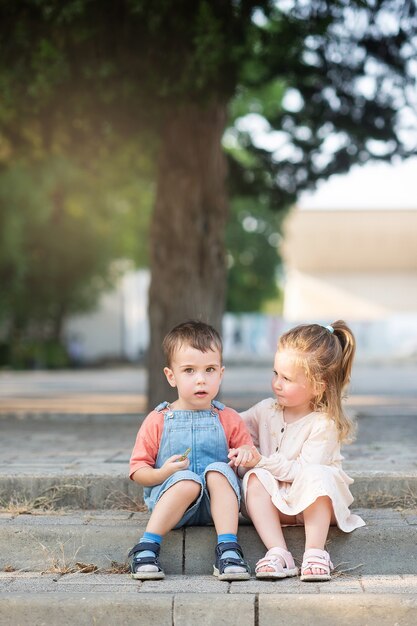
left=218, top=533, right=237, bottom=545
left=218, top=533, right=241, bottom=560
left=136, top=531, right=162, bottom=558
left=217, top=533, right=245, bottom=573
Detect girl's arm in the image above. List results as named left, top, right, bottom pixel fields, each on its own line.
left=253, top=417, right=340, bottom=482
left=239, top=399, right=274, bottom=448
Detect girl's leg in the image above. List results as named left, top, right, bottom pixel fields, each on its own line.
left=146, top=479, right=201, bottom=534
left=303, top=495, right=333, bottom=575
left=246, top=474, right=288, bottom=549
left=246, top=474, right=292, bottom=573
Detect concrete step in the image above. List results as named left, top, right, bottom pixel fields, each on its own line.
left=1, top=508, right=416, bottom=576
left=1, top=471, right=417, bottom=510
left=0, top=580, right=417, bottom=626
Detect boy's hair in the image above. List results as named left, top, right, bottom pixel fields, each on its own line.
left=162, top=320, right=223, bottom=367
left=278, top=320, right=356, bottom=443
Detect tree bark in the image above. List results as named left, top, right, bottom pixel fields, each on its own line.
left=148, top=101, right=229, bottom=409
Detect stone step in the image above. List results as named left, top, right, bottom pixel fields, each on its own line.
left=0, top=584, right=416, bottom=626
left=1, top=508, right=416, bottom=576
left=1, top=471, right=417, bottom=510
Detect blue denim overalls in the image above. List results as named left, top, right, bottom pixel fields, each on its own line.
left=143, top=400, right=241, bottom=527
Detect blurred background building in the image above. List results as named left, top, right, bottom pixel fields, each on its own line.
left=64, top=159, right=417, bottom=365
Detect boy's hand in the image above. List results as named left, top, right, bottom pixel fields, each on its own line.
left=162, top=454, right=190, bottom=475
left=228, top=445, right=261, bottom=468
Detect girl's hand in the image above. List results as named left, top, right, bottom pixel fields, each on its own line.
left=161, top=454, right=190, bottom=476
left=245, top=445, right=262, bottom=467
left=228, top=445, right=259, bottom=468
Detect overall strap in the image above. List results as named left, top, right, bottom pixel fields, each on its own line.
left=211, top=399, right=225, bottom=411
left=154, top=401, right=170, bottom=412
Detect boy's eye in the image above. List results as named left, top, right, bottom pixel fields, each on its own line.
left=184, top=368, right=194, bottom=374
left=206, top=367, right=215, bottom=373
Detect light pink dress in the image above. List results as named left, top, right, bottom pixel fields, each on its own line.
left=240, top=398, right=365, bottom=532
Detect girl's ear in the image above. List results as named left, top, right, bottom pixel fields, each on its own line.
left=164, top=367, right=177, bottom=388
left=313, top=379, right=325, bottom=401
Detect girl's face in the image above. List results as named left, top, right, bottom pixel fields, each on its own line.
left=272, top=349, right=318, bottom=417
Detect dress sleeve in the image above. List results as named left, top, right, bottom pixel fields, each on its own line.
left=219, top=407, right=253, bottom=448
left=239, top=399, right=274, bottom=449
left=129, top=411, right=164, bottom=479
left=255, top=415, right=340, bottom=482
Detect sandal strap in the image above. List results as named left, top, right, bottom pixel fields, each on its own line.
left=255, top=547, right=295, bottom=573
left=215, top=541, right=244, bottom=559
left=128, top=541, right=161, bottom=558
left=301, top=549, right=333, bottom=573
left=128, top=541, right=163, bottom=573
left=264, top=547, right=295, bottom=570
left=215, top=541, right=250, bottom=575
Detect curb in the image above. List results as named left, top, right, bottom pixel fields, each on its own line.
left=1, top=472, right=417, bottom=509
left=1, top=592, right=416, bottom=626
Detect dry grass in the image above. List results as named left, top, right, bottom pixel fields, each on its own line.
left=101, top=560, right=130, bottom=574
left=38, top=539, right=130, bottom=576
left=0, top=484, right=88, bottom=516
left=40, top=540, right=85, bottom=575
left=104, top=490, right=147, bottom=512
left=363, top=485, right=417, bottom=510
left=332, top=561, right=365, bottom=578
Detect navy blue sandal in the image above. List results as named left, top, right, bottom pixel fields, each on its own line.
left=213, top=541, right=251, bottom=581
left=128, top=541, right=165, bottom=580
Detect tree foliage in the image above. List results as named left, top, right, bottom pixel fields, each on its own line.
left=0, top=0, right=416, bottom=384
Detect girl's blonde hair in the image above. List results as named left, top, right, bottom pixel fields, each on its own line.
left=278, top=320, right=356, bottom=443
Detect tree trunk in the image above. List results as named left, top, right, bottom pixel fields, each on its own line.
left=147, top=101, right=229, bottom=409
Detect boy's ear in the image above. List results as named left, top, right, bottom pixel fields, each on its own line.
left=164, top=367, right=177, bottom=388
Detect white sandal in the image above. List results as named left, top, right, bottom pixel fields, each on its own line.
left=255, top=547, right=298, bottom=579
left=300, top=548, right=333, bottom=582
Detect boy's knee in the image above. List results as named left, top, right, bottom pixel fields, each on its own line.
left=205, top=470, right=235, bottom=494
left=176, top=479, right=202, bottom=499
left=206, top=470, right=228, bottom=485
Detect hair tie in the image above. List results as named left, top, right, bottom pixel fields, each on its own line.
left=324, top=324, right=334, bottom=334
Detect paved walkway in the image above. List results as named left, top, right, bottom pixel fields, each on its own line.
left=0, top=364, right=417, bottom=477
left=1, top=365, right=416, bottom=624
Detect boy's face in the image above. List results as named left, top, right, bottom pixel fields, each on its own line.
left=164, top=343, right=224, bottom=410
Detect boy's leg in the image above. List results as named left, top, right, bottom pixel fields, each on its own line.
left=206, top=470, right=250, bottom=579
left=130, top=479, right=201, bottom=579
left=146, top=479, right=201, bottom=535
left=206, top=470, right=239, bottom=534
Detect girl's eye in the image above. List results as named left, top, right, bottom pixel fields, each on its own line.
left=206, top=367, right=215, bottom=373
left=184, top=368, right=193, bottom=374
left=272, top=370, right=277, bottom=376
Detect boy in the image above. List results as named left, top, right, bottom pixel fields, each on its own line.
left=128, top=320, right=252, bottom=581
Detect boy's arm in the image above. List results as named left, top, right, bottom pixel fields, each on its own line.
left=130, top=411, right=191, bottom=486
left=220, top=407, right=254, bottom=449
left=131, top=457, right=190, bottom=487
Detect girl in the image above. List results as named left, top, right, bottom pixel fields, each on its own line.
left=228, top=320, right=365, bottom=582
